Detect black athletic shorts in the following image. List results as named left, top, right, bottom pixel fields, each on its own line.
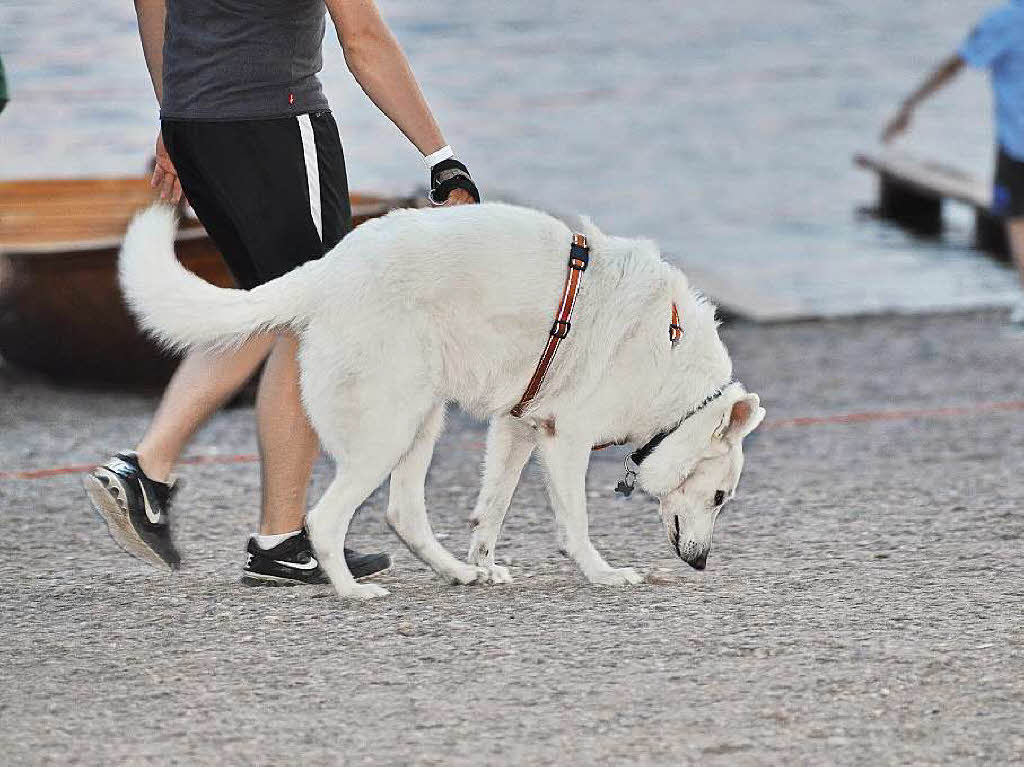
left=994, top=146, right=1024, bottom=219
left=162, top=110, right=352, bottom=289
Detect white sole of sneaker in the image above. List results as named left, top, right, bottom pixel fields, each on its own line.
left=84, top=472, right=174, bottom=571
left=240, top=565, right=392, bottom=587
left=357, top=565, right=393, bottom=582
left=239, top=572, right=313, bottom=586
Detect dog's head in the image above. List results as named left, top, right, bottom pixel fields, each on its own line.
left=633, top=383, right=765, bottom=570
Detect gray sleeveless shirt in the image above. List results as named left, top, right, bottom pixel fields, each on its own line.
left=160, top=0, right=330, bottom=120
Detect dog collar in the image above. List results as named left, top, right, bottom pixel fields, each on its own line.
left=615, top=383, right=732, bottom=497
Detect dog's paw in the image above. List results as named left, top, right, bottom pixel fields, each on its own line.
left=444, top=562, right=511, bottom=586
left=587, top=566, right=644, bottom=587
left=478, top=563, right=512, bottom=585
left=443, top=563, right=481, bottom=585
left=338, top=583, right=390, bottom=600
left=446, top=563, right=489, bottom=585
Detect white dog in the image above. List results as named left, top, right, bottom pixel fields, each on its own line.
left=119, top=202, right=764, bottom=600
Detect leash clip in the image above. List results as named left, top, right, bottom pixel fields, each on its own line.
left=615, top=455, right=637, bottom=497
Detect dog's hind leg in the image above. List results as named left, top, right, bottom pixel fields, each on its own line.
left=305, top=396, right=434, bottom=600
left=386, top=404, right=497, bottom=585
left=538, top=437, right=643, bottom=586
left=466, top=417, right=535, bottom=582
left=306, top=477, right=391, bottom=600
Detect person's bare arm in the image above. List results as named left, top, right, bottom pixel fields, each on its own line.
left=134, top=0, right=182, bottom=202
left=326, top=0, right=473, bottom=204
left=135, top=0, right=166, bottom=104
left=882, top=54, right=965, bottom=143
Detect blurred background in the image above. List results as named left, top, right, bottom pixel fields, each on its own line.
left=1, top=0, right=1020, bottom=317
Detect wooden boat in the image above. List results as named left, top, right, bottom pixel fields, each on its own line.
left=0, top=178, right=423, bottom=388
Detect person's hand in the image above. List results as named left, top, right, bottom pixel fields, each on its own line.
left=152, top=131, right=184, bottom=204
left=429, top=157, right=480, bottom=205
left=444, top=188, right=476, bottom=206
left=882, top=105, right=913, bottom=143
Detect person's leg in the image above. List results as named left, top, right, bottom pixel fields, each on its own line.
left=85, top=121, right=274, bottom=569
left=1007, top=217, right=1024, bottom=287
left=131, top=123, right=276, bottom=482
left=1002, top=147, right=1024, bottom=321
left=994, top=148, right=1024, bottom=318
left=236, top=112, right=390, bottom=581
left=136, top=335, right=275, bottom=482
left=226, top=113, right=352, bottom=537
left=254, top=333, right=320, bottom=534
left=1008, top=218, right=1024, bottom=327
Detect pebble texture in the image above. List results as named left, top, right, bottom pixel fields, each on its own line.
left=1, top=311, right=1022, bottom=765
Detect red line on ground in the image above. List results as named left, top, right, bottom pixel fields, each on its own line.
left=0, top=453, right=260, bottom=481
left=764, top=400, right=1024, bottom=429
left=2, top=399, right=1023, bottom=481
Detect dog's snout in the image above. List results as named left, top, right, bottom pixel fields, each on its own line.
left=670, top=533, right=709, bottom=570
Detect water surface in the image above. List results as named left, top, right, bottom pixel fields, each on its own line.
left=1, top=0, right=1019, bottom=316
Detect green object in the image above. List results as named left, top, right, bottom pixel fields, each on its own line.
left=0, top=54, right=7, bottom=115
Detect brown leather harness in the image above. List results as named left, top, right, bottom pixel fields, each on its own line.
left=510, top=232, right=683, bottom=421
left=509, top=233, right=590, bottom=418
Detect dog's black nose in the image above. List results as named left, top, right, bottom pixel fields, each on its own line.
left=687, top=554, right=707, bottom=571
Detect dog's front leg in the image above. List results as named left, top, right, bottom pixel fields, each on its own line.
left=538, top=436, right=643, bottom=586
left=387, top=404, right=493, bottom=585
left=466, top=416, right=535, bottom=584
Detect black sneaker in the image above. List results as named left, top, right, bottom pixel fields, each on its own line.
left=84, top=452, right=181, bottom=571
left=241, top=527, right=391, bottom=586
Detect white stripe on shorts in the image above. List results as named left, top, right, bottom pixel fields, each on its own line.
left=297, top=113, right=322, bottom=240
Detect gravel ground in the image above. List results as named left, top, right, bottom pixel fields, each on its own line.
left=1, top=311, right=1022, bottom=765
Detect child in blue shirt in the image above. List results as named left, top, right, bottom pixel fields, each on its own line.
left=884, top=1, right=1024, bottom=328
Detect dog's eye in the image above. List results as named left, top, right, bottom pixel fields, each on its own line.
left=714, top=490, right=725, bottom=507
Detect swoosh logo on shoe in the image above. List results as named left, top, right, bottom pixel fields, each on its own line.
left=139, top=479, right=166, bottom=525
left=274, top=557, right=318, bottom=570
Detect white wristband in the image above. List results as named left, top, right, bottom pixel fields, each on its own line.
left=423, top=145, right=455, bottom=168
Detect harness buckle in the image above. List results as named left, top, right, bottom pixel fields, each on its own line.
left=550, top=319, right=571, bottom=339
left=670, top=302, right=683, bottom=342
left=569, top=243, right=589, bottom=272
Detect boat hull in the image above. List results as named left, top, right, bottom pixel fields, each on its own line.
left=0, top=178, right=421, bottom=387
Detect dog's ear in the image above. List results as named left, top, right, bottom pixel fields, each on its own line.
left=637, top=386, right=762, bottom=497
left=715, top=393, right=765, bottom=443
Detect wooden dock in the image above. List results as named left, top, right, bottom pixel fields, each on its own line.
left=854, top=150, right=1009, bottom=260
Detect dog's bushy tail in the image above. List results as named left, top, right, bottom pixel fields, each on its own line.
left=119, top=205, right=310, bottom=351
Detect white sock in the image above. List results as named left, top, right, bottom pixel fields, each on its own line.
left=253, top=529, right=302, bottom=550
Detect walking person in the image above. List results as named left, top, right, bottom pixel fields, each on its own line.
left=85, top=0, right=479, bottom=584
left=883, top=0, right=1024, bottom=330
